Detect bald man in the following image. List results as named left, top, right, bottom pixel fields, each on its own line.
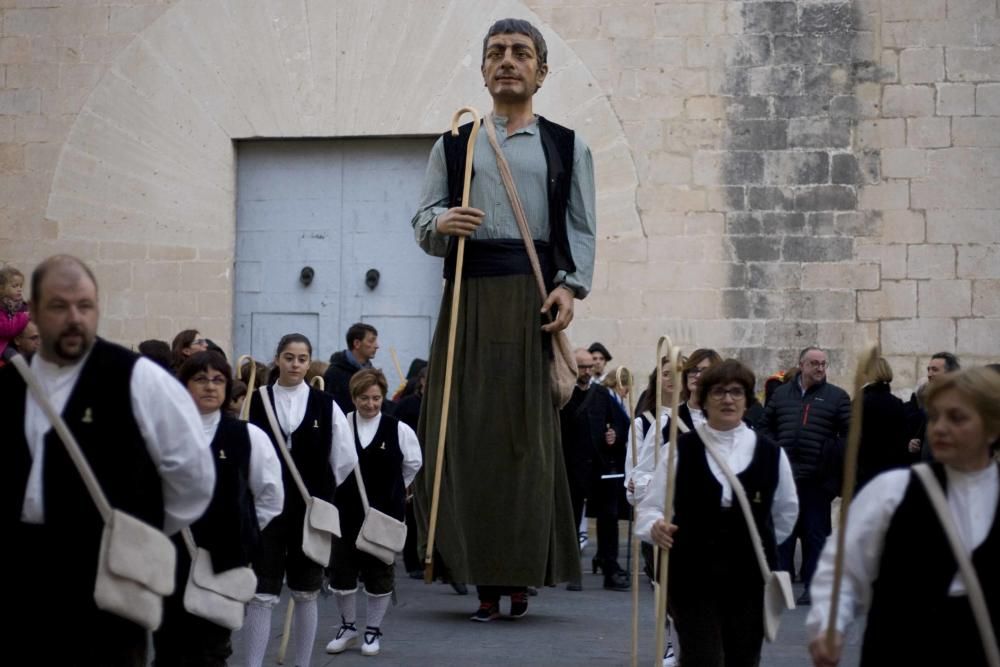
left=0, top=255, right=215, bottom=666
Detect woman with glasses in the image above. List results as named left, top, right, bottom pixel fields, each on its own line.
left=171, top=329, right=209, bottom=373
left=637, top=359, right=799, bottom=667
left=153, top=351, right=284, bottom=666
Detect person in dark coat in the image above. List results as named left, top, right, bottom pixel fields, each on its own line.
left=323, top=323, right=379, bottom=414
left=856, top=357, right=910, bottom=491
left=757, top=346, right=850, bottom=604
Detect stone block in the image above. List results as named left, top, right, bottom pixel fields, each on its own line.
left=802, top=263, right=880, bottom=289
left=883, top=85, right=936, bottom=117
left=695, top=151, right=764, bottom=185
left=748, top=262, right=802, bottom=290
left=858, top=280, right=917, bottom=320
left=978, top=83, right=1000, bottom=115
left=785, top=290, right=855, bottom=321
left=799, top=3, right=854, bottom=33
left=881, top=318, right=955, bottom=355
left=835, top=211, right=882, bottom=237
left=906, top=117, right=951, bottom=148
left=858, top=119, right=906, bottom=148
left=937, top=83, right=976, bottom=116
left=726, top=120, right=788, bottom=150
left=803, top=65, right=853, bottom=95
left=747, top=186, right=796, bottom=211
left=0, top=144, right=25, bottom=174
left=953, top=118, right=1000, bottom=146
left=806, top=212, right=836, bottom=236
left=728, top=35, right=773, bottom=67
left=4, top=7, right=108, bottom=36
left=774, top=95, right=832, bottom=118
left=0, top=118, right=14, bottom=143
left=881, top=149, right=927, bottom=178
left=788, top=118, right=851, bottom=148
left=795, top=185, right=857, bottom=211
left=947, top=0, right=996, bottom=19
left=927, top=210, right=1000, bottom=244
left=723, top=290, right=785, bottom=319
left=654, top=3, right=706, bottom=37
left=763, top=212, right=808, bottom=234
left=783, top=236, right=853, bottom=262
left=918, top=280, right=972, bottom=317
left=13, top=114, right=70, bottom=143
left=859, top=182, right=910, bottom=210
left=601, top=6, right=656, bottom=39
left=772, top=35, right=822, bottom=65
left=641, top=289, right=721, bottom=319
left=614, top=37, right=684, bottom=68
left=132, top=262, right=180, bottom=291
left=92, top=262, right=132, bottom=294
left=958, top=245, right=1000, bottom=278
left=883, top=0, right=947, bottom=21
left=764, top=151, right=829, bottom=185
left=748, top=66, right=803, bottom=96
left=149, top=245, right=199, bottom=261
left=743, top=2, right=798, bottom=34
left=0, top=89, right=41, bottom=114
left=0, top=37, right=31, bottom=65
left=685, top=96, right=724, bottom=119
left=643, top=152, right=692, bottom=185
left=197, top=291, right=231, bottom=319
left=881, top=210, right=926, bottom=243
left=683, top=212, right=726, bottom=236
left=958, top=319, right=1000, bottom=356
left=907, top=244, right=955, bottom=279
left=972, top=280, right=1000, bottom=316
left=946, top=47, right=1000, bottom=82
left=729, top=235, right=783, bottom=262
left=899, top=48, right=945, bottom=84
left=857, top=241, right=908, bottom=279
left=831, top=153, right=862, bottom=184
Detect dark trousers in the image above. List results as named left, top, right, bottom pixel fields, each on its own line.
left=403, top=499, right=420, bottom=573
left=777, top=483, right=831, bottom=588
left=570, top=476, right=622, bottom=572
left=477, top=585, right=528, bottom=602
left=671, top=583, right=764, bottom=667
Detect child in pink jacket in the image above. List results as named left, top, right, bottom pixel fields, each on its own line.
left=0, top=265, right=30, bottom=361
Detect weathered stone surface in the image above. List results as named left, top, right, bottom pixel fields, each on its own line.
left=936, top=82, right=976, bottom=115
left=918, top=279, right=972, bottom=317
left=859, top=280, right=917, bottom=320
left=743, top=2, right=798, bottom=34
left=882, top=318, right=956, bottom=355
left=907, top=244, right=956, bottom=279
left=764, top=151, right=829, bottom=184
left=788, top=117, right=852, bottom=148
left=958, top=318, right=1000, bottom=356
left=794, top=184, right=857, bottom=211
left=782, top=235, right=854, bottom=262
left=799, top=3, right=855, bottom=34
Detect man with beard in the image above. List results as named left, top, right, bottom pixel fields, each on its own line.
left=411, top=18, right=596, bottom=620
left=0, top=255, right=215, bottom=666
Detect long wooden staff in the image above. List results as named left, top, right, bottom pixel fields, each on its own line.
left=390, top=346, right=408, bottom=397
left=310, top=375, right=325, bottom=392
left=649, top=336, right=672, bottom=620
left=654, top=345, right=683, bottom=667
left=825, top=344, right=880, bottom=653
left=616, top=366, right=639, bottom=667
left=236, top=354, right=256, bottom=421
left=424, top=106, right=481, bottom=583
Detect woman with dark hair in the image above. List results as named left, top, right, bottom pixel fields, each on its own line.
left=171, top=329, right=208, bottom=372
left=809, top=367, right=1000, bottom=667
left=242, top=334, right=356, bottom=667
left=324, top=369, right=422, bottom=657
left=637, top=359, right=798, bottom=666
left=153, top=351, right=284, bottom=666
left=855, top=357, right=910, bottom=490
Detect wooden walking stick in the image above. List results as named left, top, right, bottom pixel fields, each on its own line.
left=423, top=106, right=482, bottom=583
left=236, top=355, right=256, bottom=422
left=824, top=344, right=880, bottom=654
left=654, top=344, right=683, bottom=667
left=310, top=375, right=325, bottom=391
left=276, top=597, right=294, bottom=665
left=649, top=335, right=672, bottom=618
left=390, top=346, right=408, bottom=397
left=616, top=366, right=640, bottom=667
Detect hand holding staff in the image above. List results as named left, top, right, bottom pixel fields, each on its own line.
left=825, top=344, right=880, bottom=653
left=616, top=366, right=640, bottom=667
left=423, top=106, right=482, bottom=584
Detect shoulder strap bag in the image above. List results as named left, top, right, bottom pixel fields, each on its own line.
left=349, top=414, right=408, bottom=565
left=12, top=355, right=176, bottom=631
left=180, top=527, right=257, bottom=630
left=258, top=385, right=341, bottom=567
left=482, top=115, right=577, bottom=409
left=696, top=424, right=796, bottom=642
left=912, top=464, right=1000, bottom=667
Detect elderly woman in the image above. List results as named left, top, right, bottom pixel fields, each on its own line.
left=637, top=359, right=798, bottom=667
left=809, top=367, right=1000, bottom=667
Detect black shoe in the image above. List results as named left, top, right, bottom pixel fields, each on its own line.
left=470, top=600, right=500, bottom=622
left=797, top=590, right=811, bottom=606
left=450, top=581, right=469, bottom=595
left=604, top=569, right=630, bottom=591
left=509, top=591, right=528, bottom=618
left=592, top=557, right=602, bottom=575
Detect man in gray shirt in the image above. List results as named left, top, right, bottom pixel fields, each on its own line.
left=411, top=18, right=596, bottom=622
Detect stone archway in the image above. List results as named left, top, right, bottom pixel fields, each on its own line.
left=43, top=0, right=639, bottom=349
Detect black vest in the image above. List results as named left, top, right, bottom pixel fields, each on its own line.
left=671, top=430, right=781, bottom=592
left=442, top=116, right=577, bottom=277
left=335, top=413, right=406, bottom=540
left=0, top=340, right=164, bottom=599
left=190, top=415, right=260, bottom=572
left=861, top=463, right=1000, bottom=667
left=249, top=385, right=336, bottom=513
left=658, top=404, right=698, bottom=444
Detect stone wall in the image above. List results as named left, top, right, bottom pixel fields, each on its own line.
left=1, top=0, right=998, bottom=388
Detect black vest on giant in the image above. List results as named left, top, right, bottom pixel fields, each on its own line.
left=190, top=414, right=261, bottom=572
left=335, top=413, right=406, bottom=541
left=861, top=463, right=1000, bottom=667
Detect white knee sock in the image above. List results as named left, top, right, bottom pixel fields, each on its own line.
left=291, top=598, right=318, bottom=667
left=335, top=590, right=357, bottom=626
left=243, top=603, right=273, bottom=667
left=366, top=593, right=391, bottom=630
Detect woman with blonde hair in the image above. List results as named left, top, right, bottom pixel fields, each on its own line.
left=856, top=357, right=910, bottom=490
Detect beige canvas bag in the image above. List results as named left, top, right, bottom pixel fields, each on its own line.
left=258, top=385, right=341, bottom=566
left=12, top=355, right=176, bottom=631
left=696, top=424, right=796, bottom=642
left=482, top=116, right=577, bottom=409
left=179, top=528, right=257, bottom=630
left=348, top=415, right=407, bottom=565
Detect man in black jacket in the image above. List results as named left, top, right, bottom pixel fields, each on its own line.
left=757, top=346, right=850, bottom=604
left=323, top=323, right=379, bottom=413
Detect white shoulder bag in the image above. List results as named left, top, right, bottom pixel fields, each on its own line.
left=349, top=415, right=407, bottom=565
left=12, top=355, right=176, bottom=631
left=258, top=385, right=341, bottom=567
left=180, top=528, right=257, bottom=630
left=696, top=424, right=795, bottom=642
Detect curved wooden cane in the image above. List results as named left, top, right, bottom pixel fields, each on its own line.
left=310, top=375, right=325, bottom=392
left=423, top=106, right=482, bottom=583
left=235, top=355, right=256, bottom=422
left=616, top=366, right=640, bottom=667
left=650, top=336, right=672, bottom=619
left=654, top=345, right=683, bottom=667
left=824, top=344, right=880, bottom=653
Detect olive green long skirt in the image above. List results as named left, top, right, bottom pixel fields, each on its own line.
left=414, top=274, right=581, bottom=587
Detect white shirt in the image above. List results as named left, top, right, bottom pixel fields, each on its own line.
left=806, top=464, right=999, bottom=637
left=625, top=407, right=672, bottom=506
left=261, top=383, right=357, bottom=487
left=22, top=352, right=215, bottom=535
left=635, top=422, right=798, bottom=545
left=200, top=410, right=284, bottom=530
left=347, top=412, right=423, bottom=487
